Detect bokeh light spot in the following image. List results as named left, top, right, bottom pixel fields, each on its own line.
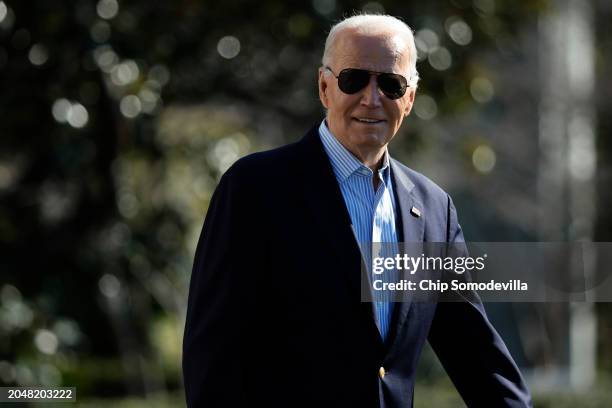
left=0, top=3, right=14, bottom=30
left=120, top=95, right=142, bottom=118
left=28, top=43, right=48, bottom=66
left=446, top=17, right=473, bottom=46
left=97, top=0, right=119, bottom=20
left=93, top=45, right=118, bottom=72
left=52, top=99, right=71, bottom=123
left=138, top=88, right=159, bottom=114
left=1, top=284, right=22, bottom=305
left=67, top=103, right=89, bottom=128
left=53, top=319, right=81, bottom=346
left=34, top=329, right=59, bottom=355
left=207, top=136, right=242, bottom=173
left=0, top=2, right=8, bottom=23
left=217, top=36, right=240, bottom=59
left=415, top=29, right=439, bottom=57
left=149, top=64, right=170, bottom=86
left=99, top=274, right=121, bottom=298
left=117, top=190, right=139, bottom=218
left=413, top=94, right=438, bottom=120
left=110, top=60, right=140, bottom=86
left=470, top=77, right=494, bottom=103
left=472, top=145, right=496, bottom=173
left=428, top=46, right=452, bottom=71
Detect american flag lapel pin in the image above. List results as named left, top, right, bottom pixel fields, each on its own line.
left=410, top=206, right=421, bottom=218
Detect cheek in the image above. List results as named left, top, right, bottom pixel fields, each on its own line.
left=386, top=104, right=405, bottom=125
left=327, top=100, right=352, bottom=130
left=332, top=99, right=354, bottom=120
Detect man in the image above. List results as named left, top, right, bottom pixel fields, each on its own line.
left=183, top=14, right=532, bottom=408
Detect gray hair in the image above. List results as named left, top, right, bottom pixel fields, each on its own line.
left=322, top=14, right=420, bottom=89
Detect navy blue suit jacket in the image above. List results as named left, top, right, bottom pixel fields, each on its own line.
left=183, top=125, right=532, bottom=407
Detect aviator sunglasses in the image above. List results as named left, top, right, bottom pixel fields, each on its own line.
left=325, top=66, right=409, bottom=100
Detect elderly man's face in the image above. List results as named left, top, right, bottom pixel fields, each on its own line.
left=319, top=30, right=415, bottom=159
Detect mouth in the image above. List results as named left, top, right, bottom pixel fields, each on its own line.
left=353, top=117, right=386, bottom=125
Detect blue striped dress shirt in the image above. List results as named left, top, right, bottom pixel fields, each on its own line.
left=318, top=120, right=398, bottom=340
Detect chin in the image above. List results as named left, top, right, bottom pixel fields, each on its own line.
left=351, top=133, right=386, bottom=147
left=351, top=132, right=388, bottom=147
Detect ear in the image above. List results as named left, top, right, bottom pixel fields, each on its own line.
left=318, top=67, right=329, bottom=109
left=403, top=88, right=416, bottom=117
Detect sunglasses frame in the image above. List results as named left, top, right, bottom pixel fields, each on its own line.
left=324, top=66, right=410, bottom=100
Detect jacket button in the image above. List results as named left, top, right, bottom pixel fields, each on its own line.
left=379, top=366, right=386, bottom=379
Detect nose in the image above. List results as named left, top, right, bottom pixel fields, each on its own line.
left=360, top=74, right=383, bottom=108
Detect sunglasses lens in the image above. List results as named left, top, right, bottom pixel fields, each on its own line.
left=338, top=69, right=370, bottom=94
left=334, top=68, right=408, bottom=99
left=378, top=74, right=407, bottom=100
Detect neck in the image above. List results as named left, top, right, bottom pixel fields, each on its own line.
left=350, top=147, right=386, bottom=171
left=324, top=119, right=387, bottom=171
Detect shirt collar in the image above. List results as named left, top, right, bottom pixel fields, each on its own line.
left=318, top=120, right=391, bottom=183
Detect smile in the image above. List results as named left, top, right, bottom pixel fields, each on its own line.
left=354, top=117, right=385, bottom=124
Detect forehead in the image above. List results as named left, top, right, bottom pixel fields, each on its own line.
left=331, top=30, right=410, bottom=74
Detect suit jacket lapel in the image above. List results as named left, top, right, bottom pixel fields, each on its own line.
left=297, top=127, right=384, bottom=347
left=385, top=159, right=425, bottom=348
left=390, top=159, right=424, bottom=243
